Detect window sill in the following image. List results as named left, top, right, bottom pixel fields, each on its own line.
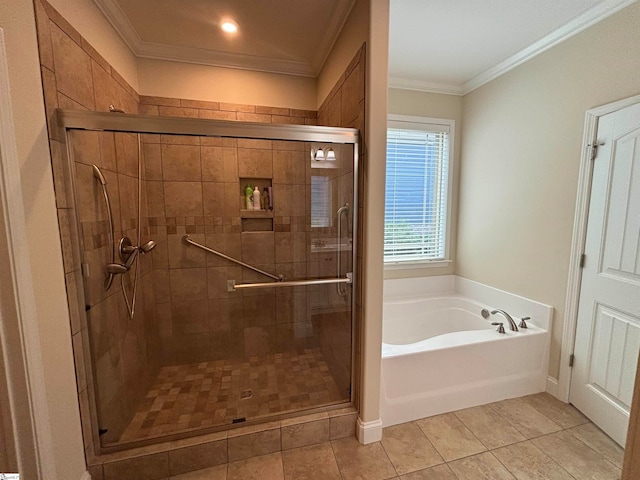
left=384, top=259, right=452, bottom=270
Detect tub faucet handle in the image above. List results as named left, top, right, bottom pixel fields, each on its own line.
left=491, top=322, right=506, bottom=334
left=491, top=309, right=518, bottom=331
left=519, top=316, right=531, bottom=329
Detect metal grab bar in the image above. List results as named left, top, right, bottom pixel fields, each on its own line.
left=228, top=274, right=352, bottom=292
left=336, top=203, right=349, bottom=297
left=182, top=235, right=283, bottom=282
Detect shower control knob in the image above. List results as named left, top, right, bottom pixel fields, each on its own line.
left=519, top=317, right=531, bottom=329
left=491, top=322, right=506, bottom=334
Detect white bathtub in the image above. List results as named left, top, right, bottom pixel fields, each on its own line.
left=381, top=276, right=553, bottom=427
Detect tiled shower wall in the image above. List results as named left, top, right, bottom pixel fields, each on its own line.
left=34, top=0, right=366, bottom=460
left=70, top=129, right=161, bottom=444
left=139, top=133, right=353, bottom=377
left=33, top=0, right=147, bottom=458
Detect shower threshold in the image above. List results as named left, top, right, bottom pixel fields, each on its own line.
left=116, top=347, right=346, bottom=444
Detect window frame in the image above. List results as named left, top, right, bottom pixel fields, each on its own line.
left=384, top=114, right=455, bottom=270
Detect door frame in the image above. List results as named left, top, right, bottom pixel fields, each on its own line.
left=558, top=93, right=640, bottom=402
left=0, top=27, right=54, bottom=477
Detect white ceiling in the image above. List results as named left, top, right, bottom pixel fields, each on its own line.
left=93, top=0, right=357, bottom=76
left=388, top=0, right=632, bottom=95
left=94, top=0, right=634, bottom=94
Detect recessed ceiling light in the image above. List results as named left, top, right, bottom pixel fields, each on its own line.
left=221, top=20, right=238, bottom=34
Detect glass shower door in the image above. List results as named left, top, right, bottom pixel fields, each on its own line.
left=65, top=119, right=356, bottom=449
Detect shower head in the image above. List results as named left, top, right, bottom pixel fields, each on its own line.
left=140, top=240, right=156, bottom=253
left=92, top=164, right=107, bottom=185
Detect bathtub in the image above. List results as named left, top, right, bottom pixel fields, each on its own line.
left=380, top=275, right=553, bottom=427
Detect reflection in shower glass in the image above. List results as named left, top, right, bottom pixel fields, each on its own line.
left=68, top=128, right=356, bottom=448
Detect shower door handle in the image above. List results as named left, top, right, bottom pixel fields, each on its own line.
left=228, top=273, right=352, bottom=292
left=336, top=203, right=349, bottom=297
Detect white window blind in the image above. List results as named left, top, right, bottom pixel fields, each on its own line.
left=311, top=175, right=332, bottom=228
left=384, top=119, right=451, bottom=263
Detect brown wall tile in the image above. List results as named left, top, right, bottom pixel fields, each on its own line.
left=50, top=23, right=95, bottom=109
left=168, top=439, right=227, bottom=475
left=180, top=99, right=220, bottom=110
left=34, top=0, right=55, bottom=71
left=164, top=182, right=203, bottom=217
left=241, top=232, right=274, bottom=265
left=161, top=144, right=201, bottom=181
left=202, top=183, right=226, bottom=218
left=206, top=266, right=242, bottom=299
left=238, top=148, right=273, bottom=178
left=158, top=106, right=199, bottom=118
left=115, top=132, right=139, bottom=176
left=103, top=452, right=169, bottom=480
left=227, top=427, right=281, bottom=462
left=273, top=150, right=306, bottom=185
left=169, top=268, right=208, bottom=301
left=281, top=419, right=330, bottom=450
left=40, top=66, right=61, bottom=140
left=199, top=109, right=238, bottom=121
left=172, top=300, right=209, bottom=334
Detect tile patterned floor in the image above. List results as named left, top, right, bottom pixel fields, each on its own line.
left=120, top=348, right=345, bottom=442
left=162, top=392, right=624, bottom=480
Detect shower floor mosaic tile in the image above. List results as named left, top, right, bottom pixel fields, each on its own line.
left=120, top=348, right=345, bottom=442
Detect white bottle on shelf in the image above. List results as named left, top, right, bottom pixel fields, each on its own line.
left=252, top=186, right=261, bottom=210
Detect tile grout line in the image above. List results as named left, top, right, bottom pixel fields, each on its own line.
left=562, top=426, right=624, bottom=472
left=377, top=434, right=399, bottom=478
left=327, top=439, right=346, bottom=480
left=487, top=441, right=568, bottom=480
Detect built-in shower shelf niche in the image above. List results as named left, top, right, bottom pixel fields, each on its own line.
left=241, top=218, right=273, bottom=232
left=239, top=178, right=273, bottom=209
left=240, top=209, right=274, bottom=218
left=240, top=177, right=273, bottom=232
left=241, top=211, right=273, bottom=232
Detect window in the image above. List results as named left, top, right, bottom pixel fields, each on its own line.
left=384, top=115, right=453, bottom=265
left=311, top=175, right=332, bottom=228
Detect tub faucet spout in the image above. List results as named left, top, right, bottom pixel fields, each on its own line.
left=491, top=310, right=518, bottom=331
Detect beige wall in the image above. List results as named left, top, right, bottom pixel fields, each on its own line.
left=458, top=2, right=640, bottom=379
left=47, top=0, right=139, bottom=90
left=44, top=1, right=316, bottom=109
left=138, top=58, right=317, bottom=110
left=316, top=0, right=369, bottom=108
left=386, top=89, right=463, bottom=279
left=0, top=0, right=86, bottom=478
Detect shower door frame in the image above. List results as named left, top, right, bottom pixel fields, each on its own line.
left=58, top=109, right=360, bottom=454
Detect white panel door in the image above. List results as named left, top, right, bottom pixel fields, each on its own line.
left=570, top=101, right=640, bottom=447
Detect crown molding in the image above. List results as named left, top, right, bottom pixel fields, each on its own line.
left=93, top=0, right=145, bottom=53
left=311, top=0, right=357, bottom=73
left=93, top=0, right=355, bottom=77
left=388, top=76, right=464, bottom=96
left=134, top=42, right=315, bottom=77
left=462, top=0, right=637, bottom=94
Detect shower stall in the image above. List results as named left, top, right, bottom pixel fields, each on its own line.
left=60, top=110, right=358, bottom=451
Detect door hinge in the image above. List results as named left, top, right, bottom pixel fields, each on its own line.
left=569, top=354, right=575, bottom=367
left=579, top=254, right=586, bottom=268
left=588, top=141, right=604, bottom=161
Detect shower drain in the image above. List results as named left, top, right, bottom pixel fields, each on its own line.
left=240, top=389, right=253, bottom=400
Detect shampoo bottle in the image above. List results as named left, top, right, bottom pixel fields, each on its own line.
left=252, top=186, right=261, bottom=210
left=244, top=184, right=253, bottom=210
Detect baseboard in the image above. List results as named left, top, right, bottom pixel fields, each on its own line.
left=356, top=417, right=383, bottom=444
left=546, top=376, right=560, bottom=398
